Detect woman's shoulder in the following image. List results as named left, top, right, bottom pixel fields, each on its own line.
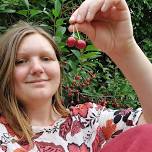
left=0, top=115, right=8, bottom=125
left=67, top=101, right=142, bottom=128
left=0, top=115, right=16, bottom=137
left=68, top=102, right=105, bottom=119
left=0, top=115, right=8, bottom=132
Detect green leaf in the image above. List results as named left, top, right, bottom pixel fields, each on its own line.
left=129, top=94, right=136, bottom=100
left=16, top=10, right=28, bottom=17
left=71, top=50, right=81, bottom=60
left=0, top=9, right=16, bottom=13
left=85, top=45, right=99, bottom=52
left=82, top=62, right=96, bottom=67
left=80, top=52, right=101, bottom=62
left=23, top=0, right=30, bottom=10
left=67, top=60, right=77, bottom=71
left=56, top=18, right=64, bottom=26
left=39, top=24, right=50, bottom=28
left=55, top=26, right=66, bottom=37
left=43, top=10, right=53, bottom=21
left=30, top=9, right=42, bottom=17
left=52, top=9, right=58, bottom=18
left=53, top=36, right=61, bottom=43
left=0, top=26, right=6, bottom=30
left=0, top=4, right=7, bottom=11
left=61, top=0, right=66, bottom=2
left=54, top=0, right=61, bottom=17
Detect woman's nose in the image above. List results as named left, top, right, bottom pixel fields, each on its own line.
left=30, top=59, right=44, bottom=75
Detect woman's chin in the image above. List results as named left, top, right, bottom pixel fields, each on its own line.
left=27, top=91, right=53, bottom=101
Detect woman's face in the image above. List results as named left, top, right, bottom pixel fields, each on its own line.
left=14, top=33, right=60, bottom=105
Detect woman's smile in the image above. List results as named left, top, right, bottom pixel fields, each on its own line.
left=26, top=80, right=50, bottom=87
left=26, top=79, right=49, bottom=83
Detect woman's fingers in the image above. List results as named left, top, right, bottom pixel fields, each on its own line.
left=69, top=1, right=89, bottom=24
left=69, top=9, right=79, bottom=24
left=69, top=0, right=105, bottom=23
left=101, top=0, right=115, bottom=12
left=101, top=0, right=128, bottom=12
left=85, top=0, right=105, bottom=22
left=69, top=0, right=128, bottom=24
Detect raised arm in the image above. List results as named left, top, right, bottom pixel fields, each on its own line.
left=69, top=0, right=152, bottom=123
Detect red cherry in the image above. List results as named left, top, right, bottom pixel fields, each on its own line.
left=66, top=36, right=76, bottom=47
left=75, top=75, right=81, bottom=80
left=75, top=39, right=86, bottom=49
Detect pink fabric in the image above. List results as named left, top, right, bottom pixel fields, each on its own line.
left=101, top=124, right=152, bottom=152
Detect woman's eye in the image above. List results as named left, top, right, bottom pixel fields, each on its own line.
left=41, top=57, right=51, bottom=61
left=15, top=59, right=27, bottom=65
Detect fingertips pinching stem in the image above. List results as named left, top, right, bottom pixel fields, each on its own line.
left=66, top=24, right=86, bottom=50
left=69, top=15, right=75, bottom=24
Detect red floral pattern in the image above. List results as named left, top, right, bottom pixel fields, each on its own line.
left=1, top=145, right=7, bottom=152
left=71, top=120, right=85, bottom=136
left=14, top=148, right=27, bottom=152
left=71, top=102, right=93, bottom=118
left=0, top=102, right=142, bottom=152
left=102, top=119, right=116, bottom=140
left=92, top=126, right=105, bottom=152
left=59, top=116, right=73, bottom=140
left=35, top=141, right=65, bottom=152
left=68, top=143, right=90, bottom=152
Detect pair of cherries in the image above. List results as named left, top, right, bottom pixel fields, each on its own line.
left=66, top=25, right=86, bottom=49
left=66, top=37, right=86, bottom=49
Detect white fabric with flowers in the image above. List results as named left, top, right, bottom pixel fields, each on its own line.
left=0, top=102, right=142, bottom=152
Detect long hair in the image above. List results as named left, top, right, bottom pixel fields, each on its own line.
left=0, top=21, right=69, bottom=144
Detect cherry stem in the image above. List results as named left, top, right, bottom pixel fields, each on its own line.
left=75, top=24, right=80, bottom=40
left=72, top=25, right=75, bottom=37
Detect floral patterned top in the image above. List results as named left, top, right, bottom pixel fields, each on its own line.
left=0, top=102, right=142, bottom=152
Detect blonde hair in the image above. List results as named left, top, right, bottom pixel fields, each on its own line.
left=0, top=21, right=69, bottom=144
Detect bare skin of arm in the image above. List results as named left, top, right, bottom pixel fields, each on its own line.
left=69, top=0, right=152, bottom=123
left=138, top=114, right=146, bottom=125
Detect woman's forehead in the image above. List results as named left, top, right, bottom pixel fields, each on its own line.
left=17, top=33, right=56, bottom=56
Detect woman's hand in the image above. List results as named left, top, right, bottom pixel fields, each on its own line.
left=69, top=0, right=134, bottom=54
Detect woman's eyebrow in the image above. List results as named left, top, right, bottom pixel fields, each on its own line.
left=16, top=52, right=28, bottom=57
left=16, top=49, right=56, bottom=57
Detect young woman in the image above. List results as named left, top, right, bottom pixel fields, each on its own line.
left=0, top=0, right=151, bottom=151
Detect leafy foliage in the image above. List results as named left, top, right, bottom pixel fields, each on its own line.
left=0, top=0, right=151, bottom=109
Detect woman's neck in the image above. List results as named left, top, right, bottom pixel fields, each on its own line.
left=25, top=99, right=61, bottom=126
